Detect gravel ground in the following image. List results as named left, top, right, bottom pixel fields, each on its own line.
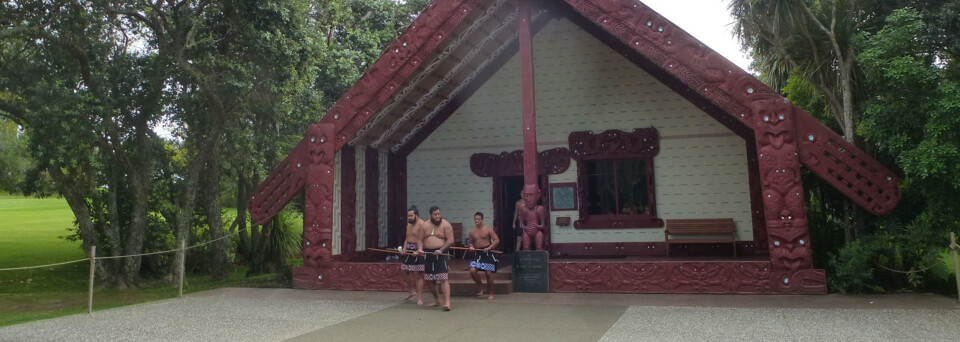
left=598, top=306, right=960, bottom=342
left=0, top=295, right=394, bottom=342
left=2, top=288, right=958, bottom=342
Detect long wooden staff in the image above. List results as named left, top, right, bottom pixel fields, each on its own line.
left=368, top=248, right=452, bottom=257
left=448, top=246, right=504, bottom=254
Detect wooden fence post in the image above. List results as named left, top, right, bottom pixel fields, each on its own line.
left=88, top=246, right=96, bottom=314
left=951, top=232, right=959, bottom=304
left=179, top=240, right=186, bottom=298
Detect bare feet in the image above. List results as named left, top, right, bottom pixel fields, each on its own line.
left=417, top=299, right=423, bottom=306
left=442, top=305, right=451, bottom=311
left=476, top=290, right=484, bottom=297
left=488, top=294, right=494, bottom=300
left=426, top=303, right=439, bottom=307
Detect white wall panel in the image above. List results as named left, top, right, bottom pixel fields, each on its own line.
left=378, top=149, right=389, bottom=248
left=408, top=17, right=753, bottom=244
left=355, top=146, right=366, bottom=251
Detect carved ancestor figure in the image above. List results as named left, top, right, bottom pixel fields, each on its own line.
left=519, top=185, right=546, bottom=251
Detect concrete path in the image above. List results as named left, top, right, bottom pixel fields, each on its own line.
left=0, top=288, right=957, bottom=342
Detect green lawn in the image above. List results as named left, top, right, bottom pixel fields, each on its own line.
left=0, top=192, right=84, bottom=269
left=0, top=193, right=286, bottom=327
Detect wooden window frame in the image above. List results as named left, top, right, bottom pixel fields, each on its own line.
left=569, top=128, right=664, bottom=229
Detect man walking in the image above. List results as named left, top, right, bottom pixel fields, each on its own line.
left=468, top=212, right=500, bottom=300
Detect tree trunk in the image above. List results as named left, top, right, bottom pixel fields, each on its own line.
left=168, top=137, right=215, bottom=284
left=120, top=117, right=152, bottom=287
left=204, top=143, right=228, bottom=280
left=105, top=167, right=128, bottom=288
left=235, top=173, right=250, bottom=259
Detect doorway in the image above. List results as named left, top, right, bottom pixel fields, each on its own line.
left=497, top=175, right=549, bottom=252
left=499, top=176, right=524, bottom=253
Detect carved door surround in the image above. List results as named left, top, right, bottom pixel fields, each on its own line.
left=471, top=147, right=571, bottom=252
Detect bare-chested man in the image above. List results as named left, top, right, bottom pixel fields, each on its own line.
left=467, top=212, right=499, bottom=300
left=401, top=206, right=425, bottom=305
left=417, top=206, right=454, bottom=311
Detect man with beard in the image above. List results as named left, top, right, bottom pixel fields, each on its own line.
left=401, top=206, right=426, bottom=305
left=467, top=212, right=499, bottom=300
left=419, top=206, right=454, bottom=311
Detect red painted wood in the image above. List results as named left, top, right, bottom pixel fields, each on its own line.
left=248, top=139, right=308, bottom=225
left=570, top=128, right=662, bottom=229
left=551, top=241, right=765, bottom=257
left=318, top=0, right=481, bottom=151
left=549, top=261, right=786, bottom=294
left=469, top=148, right=571, bottom=177
left=300, top=123, right=336, bottom=273
left=519, top=0, right=540, bottom=195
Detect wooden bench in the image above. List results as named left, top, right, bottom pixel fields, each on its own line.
left=664, top=218, right=736, bottom=257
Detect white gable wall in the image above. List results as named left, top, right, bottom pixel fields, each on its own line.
left=407, top=17, right=754, bottom=243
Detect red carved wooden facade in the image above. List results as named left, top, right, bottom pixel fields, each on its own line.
left=250, top=0, right=900, bottom=294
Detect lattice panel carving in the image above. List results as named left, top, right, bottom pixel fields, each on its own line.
left=795, top=114, right=900, bottom=215
left=569, top=128, right=659, bottom=160
left=302, top=123, right=336, bottom=269
left=470, top=147, right=571, bottom=177
left=249, top=140, right=307, bottom=225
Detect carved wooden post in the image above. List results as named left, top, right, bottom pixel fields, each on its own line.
left=295, top=123, right=336, bottom=289
left=752, top=100, right=822, bottom=293
left=518, top=0, right=544, bottom=250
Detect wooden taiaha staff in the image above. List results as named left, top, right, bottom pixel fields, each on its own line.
left=448, top=246, right=504, bottom=254
left=367, top=248, right=452, bottom=257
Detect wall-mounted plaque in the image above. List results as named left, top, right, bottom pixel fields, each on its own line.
left=550, top=182, right=577, bottom=211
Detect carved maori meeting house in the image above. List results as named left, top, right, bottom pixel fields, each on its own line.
left=249, top=0, right=900, bottom=294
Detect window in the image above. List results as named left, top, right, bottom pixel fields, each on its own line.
left=585, top=159, right=648, bottom=215
left=569, top=128, right=663, bottom=229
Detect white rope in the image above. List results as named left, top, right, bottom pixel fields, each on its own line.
left=0, top=230, right=240, bottom=271
left=0, top=258, right=89, bottom=271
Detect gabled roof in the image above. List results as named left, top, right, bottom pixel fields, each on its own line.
left=249, top=0, right=900, bottom=224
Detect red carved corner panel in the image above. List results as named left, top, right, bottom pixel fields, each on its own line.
left=302, top=123, right=336, bottom=269
left=470, top=148, right=571, bottom=177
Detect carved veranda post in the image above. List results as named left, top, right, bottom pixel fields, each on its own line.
left=518, top=0, right=545, bottom=250
left=752, top=99, right=824, bottom=294
left=294, top=123, right=336, bottom=289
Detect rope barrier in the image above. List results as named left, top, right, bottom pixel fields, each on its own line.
left=875, top=262, right=941, bottom=274
left=0, top=230, right=239, bottom=271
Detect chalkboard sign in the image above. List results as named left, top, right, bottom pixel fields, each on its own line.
left=513, top=250, right=549, bottom=293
